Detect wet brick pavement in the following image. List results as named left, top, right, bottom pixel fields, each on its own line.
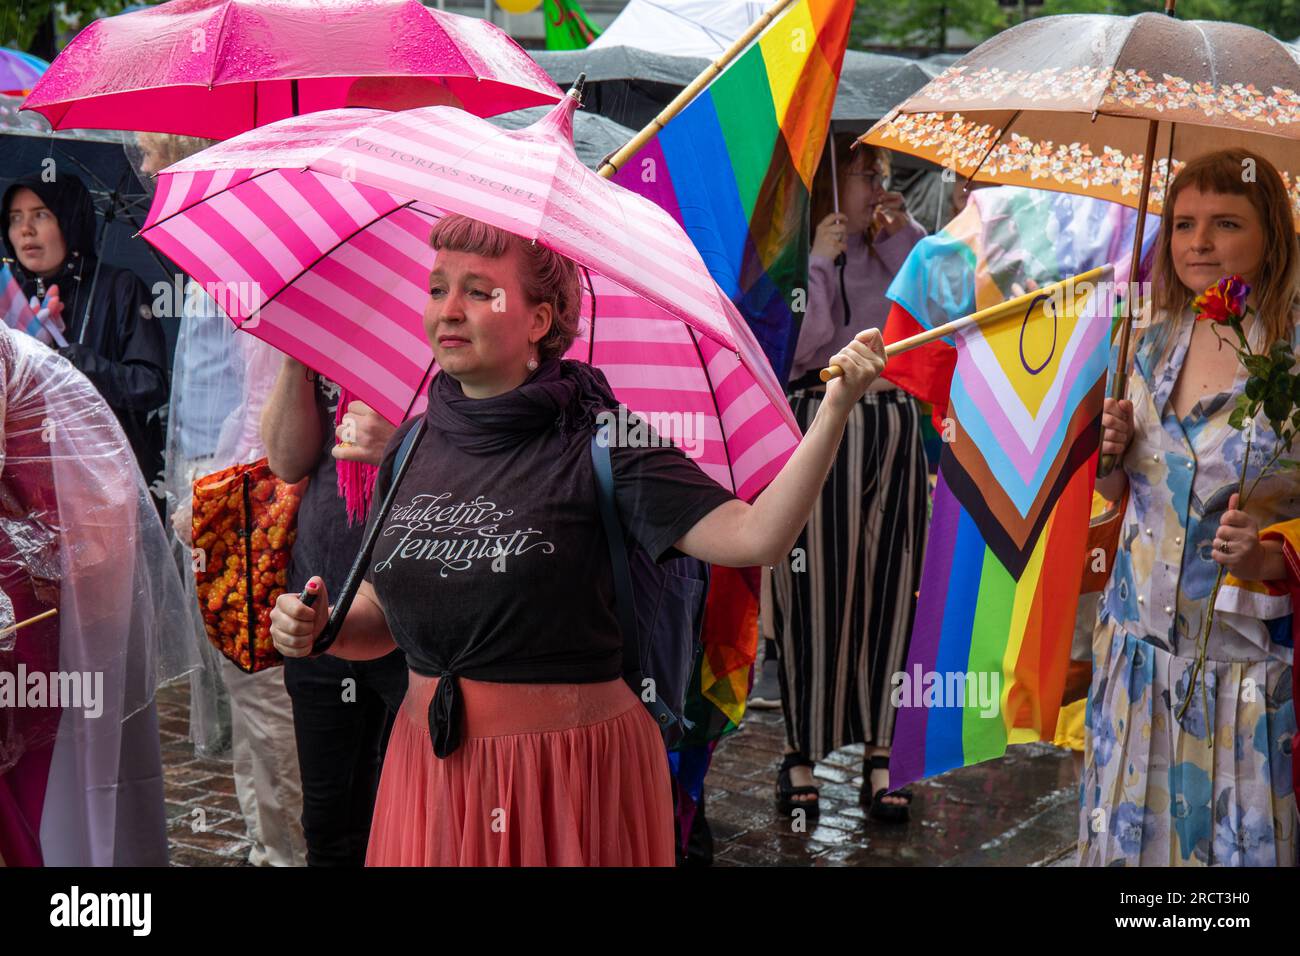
left=156, top=678, right=1080, bottom=867
left=704, top=706, right=1080, bottom=867
left=156, top=682, right=254, bottom=867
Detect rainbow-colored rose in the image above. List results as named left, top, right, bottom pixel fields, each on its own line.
left=1193, top=275, right=1251, bottom=325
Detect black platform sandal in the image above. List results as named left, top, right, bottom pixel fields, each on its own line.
left=775, top=752, right=820, bottom=818
left=863, top=753, right=912, bottom=824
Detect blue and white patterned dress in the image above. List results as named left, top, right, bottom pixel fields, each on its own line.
left=1079, top=307, right=1298, bottom=866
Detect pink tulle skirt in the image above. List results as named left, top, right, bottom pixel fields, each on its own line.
left=365, top=672, right=676, bottom=867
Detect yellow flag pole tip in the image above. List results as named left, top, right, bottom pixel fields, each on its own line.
left=820, top=365, right=842, bottom=382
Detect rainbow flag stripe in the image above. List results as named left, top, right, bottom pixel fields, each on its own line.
left=692, top=565, right=761, bottom=738
left=615, top=0, right=853, bottom=380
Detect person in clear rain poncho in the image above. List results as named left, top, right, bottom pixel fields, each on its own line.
left=0, top=326, right=195, bottom=866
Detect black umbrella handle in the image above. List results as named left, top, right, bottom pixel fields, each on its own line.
left=311, top=418, right=427, bottom=655
left=835, top=253, right=852, bottom=327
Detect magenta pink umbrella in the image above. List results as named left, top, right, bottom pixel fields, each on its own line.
left=139, top=89, right=800, bottom=502
left=22, top=0, right=562, bottom=137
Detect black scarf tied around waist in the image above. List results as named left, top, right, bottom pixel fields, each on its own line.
left=418, top=358, right=618, bottom=758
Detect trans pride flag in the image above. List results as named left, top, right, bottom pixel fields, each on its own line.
left=890, top=270, right=1115, bottom=788
left=613, top=0, right=853, bottom=382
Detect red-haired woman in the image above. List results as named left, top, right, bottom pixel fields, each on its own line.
left=1087, top=149, right=1299, bottom=866
left=270, top=214, right=890, bottom=866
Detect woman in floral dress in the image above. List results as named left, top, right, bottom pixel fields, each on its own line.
left=1082, top=148, right=1298, bottom=866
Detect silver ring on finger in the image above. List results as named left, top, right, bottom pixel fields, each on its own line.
left=1218, top=542, right=1230, bottom=554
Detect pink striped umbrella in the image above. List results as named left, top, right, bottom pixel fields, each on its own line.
left=22, top=0, right=561, bottom=137
left=140, top=91, right=800, bottom=500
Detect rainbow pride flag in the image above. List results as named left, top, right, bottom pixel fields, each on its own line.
left=614, top=0, right=853, bottom=381
left=688, top=565, right=760, bottom=741
left=889, top=270, right=1113, bottom=788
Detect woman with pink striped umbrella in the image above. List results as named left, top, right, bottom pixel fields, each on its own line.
left=267, top=211, right=888, bottom=866
left=142, top=86, right=866, bottom=865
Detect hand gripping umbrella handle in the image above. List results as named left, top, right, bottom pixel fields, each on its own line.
left=1098, top=114, right=1161, bottom=479
left=311, top=418, right=427, bottom=655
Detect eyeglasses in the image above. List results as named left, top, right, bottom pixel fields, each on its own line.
left=845, top=171, right=888, bottom=189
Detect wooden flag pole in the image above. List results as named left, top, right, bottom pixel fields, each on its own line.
left=0, top=607, right=58, bottom=639
left=820, top=265, right=1113, bottom=378
left=595, top=0, right=799, bottom=180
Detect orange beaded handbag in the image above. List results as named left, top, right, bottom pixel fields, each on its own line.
left=192, top=460, right=307, bottom=672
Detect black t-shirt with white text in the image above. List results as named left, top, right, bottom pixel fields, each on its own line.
left=363, top=414, right=736, bottom=685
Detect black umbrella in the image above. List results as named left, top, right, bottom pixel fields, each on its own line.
left=0, top=94, right=180, bottom=357
left=531, top=46, right=710, bottom=132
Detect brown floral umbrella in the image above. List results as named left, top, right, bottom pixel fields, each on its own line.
left=859, top=4, right=1300, bottom=471
left=862, top=10, right=1300, bottom=222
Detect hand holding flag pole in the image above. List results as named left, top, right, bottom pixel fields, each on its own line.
left=818, top=265, right=1112, bottom=378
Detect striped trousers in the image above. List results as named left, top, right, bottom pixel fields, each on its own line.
left=770, top=387, right=929, bottom=759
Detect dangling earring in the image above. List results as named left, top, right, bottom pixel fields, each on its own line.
left=526, top=348, right=539, bottom=372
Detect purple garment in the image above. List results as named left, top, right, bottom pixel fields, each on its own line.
left=789, top=217, right=925, bottom=383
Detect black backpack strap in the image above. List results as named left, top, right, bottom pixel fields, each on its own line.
left=591, top=424, right=638, bottom=670
left=392, top=420, right=423, bottom=477
left=590, top=423, right=675, bottom=731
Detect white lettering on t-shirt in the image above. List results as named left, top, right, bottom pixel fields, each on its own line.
left=373, top=493, right=555, bottom=577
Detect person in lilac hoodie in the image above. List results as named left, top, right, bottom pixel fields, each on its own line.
left=767, top=135, right=930, bottom=824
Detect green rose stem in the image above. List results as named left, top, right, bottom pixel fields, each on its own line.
left=1178, top=294, right=1300, bottom=731
left=1160, top=274, right=1300, bottom=738
left=1178, top=442, right=1250, bottom=729
left=1176, top=297, right=1265, bottom=732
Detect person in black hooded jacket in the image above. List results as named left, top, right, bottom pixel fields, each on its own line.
left=2, top=172, right=168, bottom=486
